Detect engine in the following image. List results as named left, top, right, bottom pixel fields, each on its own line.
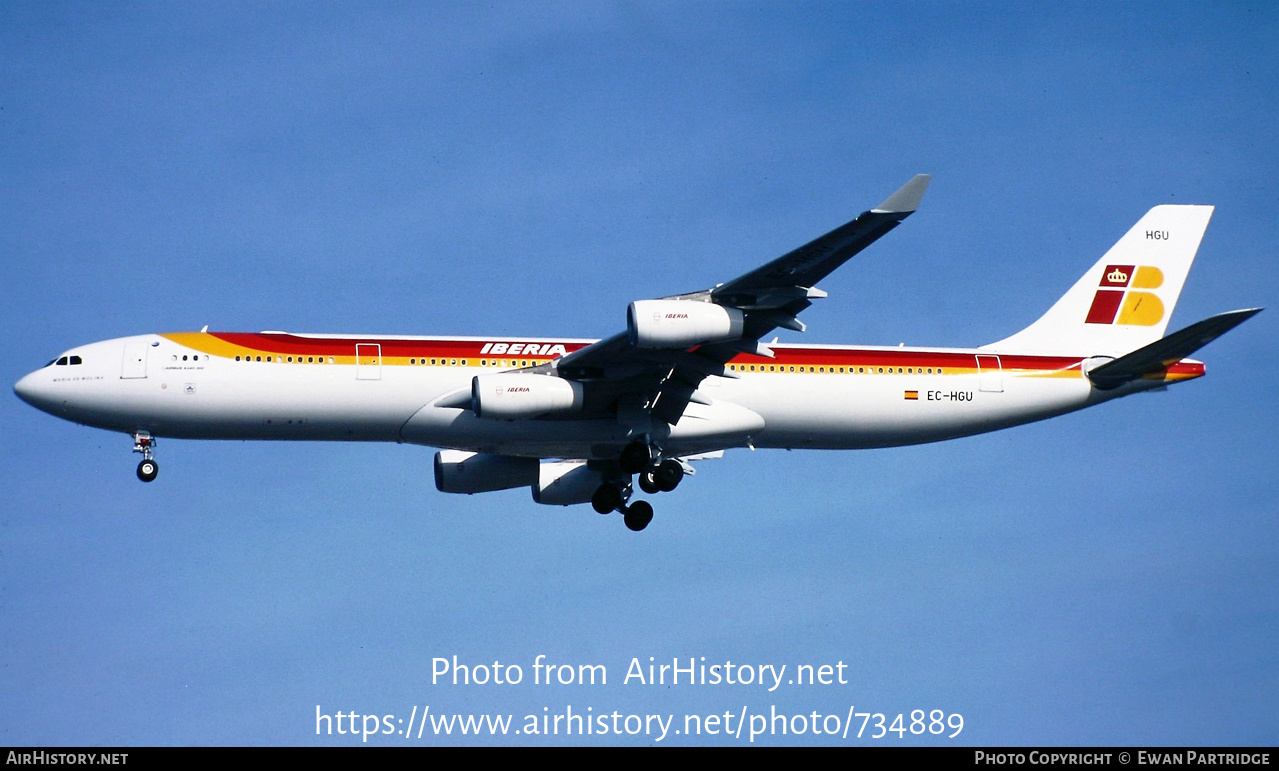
left=471, top=373, right=584, bottom=420
left=434, top=450, right=539, bottom=494
left=532, top=460, right=606, bottom=506
left=627, top=299, right=744, bottom=348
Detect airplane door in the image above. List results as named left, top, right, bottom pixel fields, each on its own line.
left=121, top=341, right=148, bottom=379
left=976, top=354, right=1003, bottom=393
left=356, top=343, right=381, bottom=380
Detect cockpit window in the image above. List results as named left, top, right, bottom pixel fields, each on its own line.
left=69, top=355, right=82, bottom=365
left=55, top=357, right=68, bottom=366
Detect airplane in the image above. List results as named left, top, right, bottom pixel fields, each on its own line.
left=13, top=175, right=1261, bottom=532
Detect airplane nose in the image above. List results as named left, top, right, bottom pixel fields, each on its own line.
left=14, top=370, right=54, bottom=412
left=14, top=372, right=36, bottom=404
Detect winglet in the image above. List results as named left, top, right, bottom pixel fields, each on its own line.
left=872, top=174, right=931, bottom=214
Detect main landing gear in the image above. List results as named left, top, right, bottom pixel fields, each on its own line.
left=595, top=441, right=688, bottom=532
left=623, top=500, right=654, bottom=532
left=618, top=440, right=654, bottom=474
left=591, top=482, right=626, bottom=514
left=639, top=458, right=684, bottom=494
left=590, top=481, right=653, bottom=531
left=133, top=431, right=158, bottom=482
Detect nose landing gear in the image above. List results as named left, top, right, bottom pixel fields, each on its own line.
left=133, top=432, right=158, bottom=482
left=137, top=459, right=158, bottom=482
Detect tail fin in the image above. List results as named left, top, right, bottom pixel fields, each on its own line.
left=984, top=205, right=1214, bottom=356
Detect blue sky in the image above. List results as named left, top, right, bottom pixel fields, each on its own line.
left=2, top=2, right=1275, bottom=746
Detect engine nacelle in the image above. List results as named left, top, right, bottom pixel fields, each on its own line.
left=532, top=461, right=605, bottom=506
left=471, top=373, right=584, bottom=420
left=627, top=300, right=744, bottom=348
left=434, top=450, right=539, bottom=494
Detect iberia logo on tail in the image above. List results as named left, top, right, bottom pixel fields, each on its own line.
left=1084, top=264, right=1166, bottom=326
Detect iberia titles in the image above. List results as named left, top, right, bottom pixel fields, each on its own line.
left=479, top=342, right=570, bottom=357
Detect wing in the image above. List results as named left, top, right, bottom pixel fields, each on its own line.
left=551, top=175, right=930, bottom=426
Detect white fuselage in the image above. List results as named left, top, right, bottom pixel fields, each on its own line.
left=14, top=331, right=1199, bottom=460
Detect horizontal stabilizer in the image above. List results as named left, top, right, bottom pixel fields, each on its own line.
left=1088, top=308, right=1262, bottom=390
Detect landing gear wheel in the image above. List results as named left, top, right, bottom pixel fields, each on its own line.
left=137, top=459, right=159, bottom=483
left=618, top=441, right=653, bottom=474
left=591, top=483, right=623, bottom=514
left=655, top=458, right=684, bottom=492
left=638, top=469, right=661, bottom=495
left=623, top=500, right=654, bottom=532
left=131, top=432, right=157, bottom=482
